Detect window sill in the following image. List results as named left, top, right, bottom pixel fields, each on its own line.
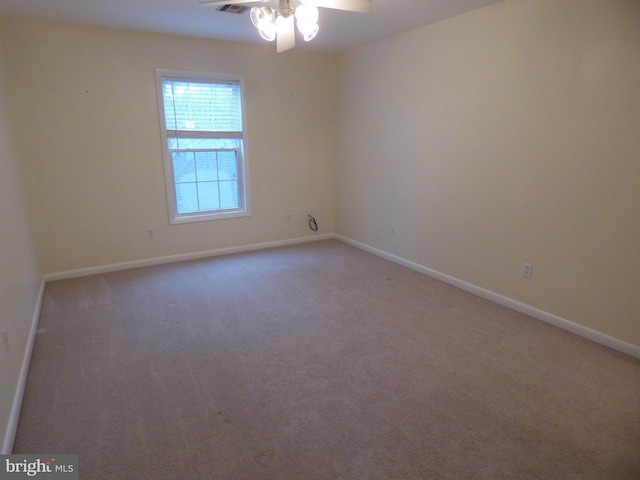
left=169, top=209, right=251, bottom=225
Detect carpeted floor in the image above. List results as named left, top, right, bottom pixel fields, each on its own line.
left=13, top=239, right=640, bottom=479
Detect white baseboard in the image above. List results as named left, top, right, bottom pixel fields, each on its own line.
left=335, top=234, right=640, bottom=360
left=44, top=234, right=333, bottom=282
left=2, top=279, right=46, bottom=454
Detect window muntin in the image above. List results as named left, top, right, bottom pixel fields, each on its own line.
left=156, top=71, right=250, bottom=223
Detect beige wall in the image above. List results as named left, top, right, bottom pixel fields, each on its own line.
left=336, top=0, right=640, bottom=346
left=1, top=19, right=338, bottom=274
left=0, top=47, right=41, bottom=451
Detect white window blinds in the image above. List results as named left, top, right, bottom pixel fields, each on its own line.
left=162, top=79, right=243, bottom=135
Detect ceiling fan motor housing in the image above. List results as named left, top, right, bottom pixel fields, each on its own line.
left=279, top=0, right=294, bottom=18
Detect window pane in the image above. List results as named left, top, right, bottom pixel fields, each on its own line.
left=163, top=81, right=242, bottom=132
left=197, top=182, right=220, bottom=211
left=218, top=151, right=238, bottom=181
left=219, top=181, right=239, bottom=209
left=195, top=152, right=218, bottom=182
left=175, top=183, right=198, bottom=213
left=173, top=152, right=196, bottom=183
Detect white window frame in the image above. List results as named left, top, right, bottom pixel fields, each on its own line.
left=156, top=69, right=251, bottom=224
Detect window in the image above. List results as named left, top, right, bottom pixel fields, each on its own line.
left=156, top=70, right=250, bottom=223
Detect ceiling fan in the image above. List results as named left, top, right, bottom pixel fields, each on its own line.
left=199, top=0, right=372, bottom=52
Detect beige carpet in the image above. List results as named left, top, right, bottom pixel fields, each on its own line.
left=13, top=239, right=640, bottom=479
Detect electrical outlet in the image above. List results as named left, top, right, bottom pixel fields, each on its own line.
left=523, top=263, right=533, bottom=279
left=287, top=214, right=291, bottom=223
left=2, top=329, right=8, bottom=353
left=147, top=228, right=155, bottom=239
left=391, top=225, right=396, bottom=236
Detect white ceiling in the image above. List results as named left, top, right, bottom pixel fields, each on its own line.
left=0, top=0, right=503, bottom=52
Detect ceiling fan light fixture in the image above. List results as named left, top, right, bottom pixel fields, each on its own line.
left=298, top=22, right=319, bottom=41
left=208, top=0, right=370, bottom=51
left=250, top=6, right=273, bottom=27
left=257, top=21, right=277, bottom=41
left=295, top=5, right=319, bottom=25
left=250, top=6, right=277, bottom=41
left=295, top=5, right=319, bottom=42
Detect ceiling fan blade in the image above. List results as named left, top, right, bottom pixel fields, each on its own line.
left=276, top=15, right=295, bottom=53
left=199, top=0, right=269, bottom=7
left=300, top=0, right=371, bottom=13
